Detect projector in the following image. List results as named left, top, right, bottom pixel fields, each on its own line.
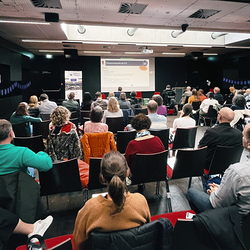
left=142, top=48, right=153, bottom=54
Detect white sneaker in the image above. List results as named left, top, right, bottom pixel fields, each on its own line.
left=28, top=215, right=53, bottom=242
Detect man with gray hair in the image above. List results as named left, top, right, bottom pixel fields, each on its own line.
left=38, top=93, right=57, bottom=115
left=0, top=119, right=52, bottom=175
left=118, top=92, right=131, bottom=109
left=147, top=100, right=167, bottom=129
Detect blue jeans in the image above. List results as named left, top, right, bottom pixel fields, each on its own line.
left=186, top=188, right=213, bottom=214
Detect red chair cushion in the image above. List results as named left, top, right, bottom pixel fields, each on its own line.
left=204, top=168, right=209, bottom=175
left=151, top=210, right=196, bottom=227
left=167, top=164, right=173, bottom=178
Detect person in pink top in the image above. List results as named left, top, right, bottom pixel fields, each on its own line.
left=83, top=106, right=108, bottom=133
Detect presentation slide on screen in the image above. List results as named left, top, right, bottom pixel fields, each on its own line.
left=101, top=58, right=155, bottom=92
left=65, top=71, right=82, bottom=104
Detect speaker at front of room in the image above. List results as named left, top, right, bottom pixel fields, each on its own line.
left=45, top=13, right=59, bottom=22
left=64, top=49, right=78, bottom=59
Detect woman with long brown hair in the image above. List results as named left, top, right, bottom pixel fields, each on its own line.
left=188, top=88, right=200, bottom=104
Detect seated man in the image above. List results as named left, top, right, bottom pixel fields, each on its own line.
left=91, top=91, right=108, bottom=110
left=115, top=86, right=122, bottom=99
left=161, top=85, right=176, bottom=106
left=213, top=87, right=223, bottom=102
left=118, top=92, right=131, bottom=109
left=0, top=119, right=52, bottom=175
left=62, top=92, right=80, bottom=115
left=38, top=93, right=57, bottom=115
left=147, top=100, right=167, bottom=130
left=187, top=123, right=250, bottom=222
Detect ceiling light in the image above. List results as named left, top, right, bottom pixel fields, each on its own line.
left=84, top=51, right=111, bottom=54
left=125, top=52, right=142, bottom=54
left=127, top=28, right=138, bottom=36
left=0, top=20, right=50, bottom=25
left=46, top=54, right=52, bottom=58
left=77, top=25, right=86, bottom=34
left=39, top=50, right=64, bottom=53
left=225, top=46, right=250, bottom=49
left=81, top=41, right=118, bottom=45
left=22, top=40, right=62, bottom=43
left=136, top=43, right=168, bottom=47
left=203, top=53, right=218, bottom=56
left=211, top=32, right=228, bottom=39
left=162, top=53, right=185, bottom=56
left=183, top=45, right=212, bottom=48
left=171, top=24, right=189, bottom=38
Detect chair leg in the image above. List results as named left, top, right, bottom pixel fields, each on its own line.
left=165, top=179, right=172, bottom=213
left=83, top=188, right=88, bottom=203
left=45, top=195, right=49, bottom=210
left=188, top=177, right=192, bottom=189
left=156, top=181, right=160, bottom=195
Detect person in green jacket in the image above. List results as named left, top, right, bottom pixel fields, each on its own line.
left=0, top=119, right=52, bottom=175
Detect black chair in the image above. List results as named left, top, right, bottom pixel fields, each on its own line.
left=39, top=158, right=83, bottom=210
left=40, top=114, right=51, bottom=121
left=12, top=122, right=31, bottom=137
left=192, top=101, right=201, bottom=111
left=33, top=120, right=50, bottom=139
left=134, top=108, right=148, bottom=115
left=106, top=117, right=124, bottom=134
left=206, top=145, right=244, bottom=176
left=116, top=130, right=136, bottom=154
left=13, top=135, right=45, bottom=153
left=166, top=147, right=207, bottom=212
left=80, top=110, right=91, bottom=125
left=132, top=150, right=168, bottom=200
left=28, top=108, right=39, bottom=117
left=69, top=117, right=79, bottom=135
left=199, top=105, right=218, bottom=126
left=172, top=127, right=197, bottom=151
left=70, top=111, right=78, bottom=119
left=149, top=128, right=169, bottom=150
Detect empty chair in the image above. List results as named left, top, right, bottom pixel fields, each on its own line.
left=80, top=110, right=91, bottom=125
left=199, top=105, right=218, bottom=126
left=106, top=117, right=124, bottom=134
left=166, top=147, right=207, bottom=212
left=116, top=130, right=136, bottom=154
left=149, top=128, right=169, bottom=150
left=205, top=145, right=244, bottom=176
left=33, top=120, right=50, bottom=139
left=172, top=126, right=197, bottom=151
left=13, top=135, right=45, bottom=153
left=12, top=122, right=31, bottom=137
left=40, top=114, right=51, bottom=121
left=134, top=108, right=148, bottom=115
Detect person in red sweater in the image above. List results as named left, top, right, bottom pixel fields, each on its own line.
left=125, top=113, right=165, bottom=173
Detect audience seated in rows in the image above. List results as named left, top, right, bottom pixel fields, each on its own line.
left=118, top=92, right=131, bottom=109
left=152, top=94, right=167, bottom=116
left=38, top=93, right=57, bottom=115
left=180, top=86, right=192, bottom=105
left=213, top=87, right=223, bottom=102
left=81, top=92, right=92, bottom=110
left=147, top=100, right=167, bottom=130
left=129, top=90, right=140, bottom=105
left=114, top=86, right=122, bottom=99
left=73, top=151, right=151, bottom=250
left=107, top=91, right=115, bottom=100
left=188, top=88, right=200, bottom=105
left=28, top=95, right=40, bottom=117
left=102, top=97, right=123, bottom=124
left=187, top=123, right=250, bottom=223
left=62, top=92, right=80, bottom=114
left=199, top=92, right=219, bottom=116
left=161, top=85, right=176, bottom=106
left=197, top=89, right=207, bottom=102
left=91, top=91, right=108, bottom=111
left=125, top=114, right=165, bottom=173
left=230, top=94, right=246, bottom=111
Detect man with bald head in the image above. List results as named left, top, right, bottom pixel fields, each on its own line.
left=199, top=107, right=242, bottom=170
left=187, top=123, right=250, bottom=220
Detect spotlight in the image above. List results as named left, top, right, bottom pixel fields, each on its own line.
left=171, top=24, right=189, bottom=38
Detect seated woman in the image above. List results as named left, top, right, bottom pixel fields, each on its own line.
left=129, top=91, right=140, bottom=105
left=73, top=151, right=151, bottom=250
left=152, top=94, right=167, bottom=116
left=125, top=114, right=165, bottom=173
left=28, top=95, right=40, bottom=117
left=81, top=92, right=92, bottom=110
left=81, top=106, right=108, bottom=133
left=102, top=97, right=123, bottom=123
left=199, top=92, right=219, bottom=116
left=230, top=94, right=246, bottom=111
left=188, top=89, right=200, bottom=105
left=107, top=91, right=115, bottom=100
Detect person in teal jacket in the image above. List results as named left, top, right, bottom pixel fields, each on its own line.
left=0, top=119, right=52, bottom=175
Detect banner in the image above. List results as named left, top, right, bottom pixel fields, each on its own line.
left=65, top=71, right=82, bottom=104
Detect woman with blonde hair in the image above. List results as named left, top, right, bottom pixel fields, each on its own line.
left=107, top=92, right=115, bottom=100
left=28, top=95, right=39, bottom=108
left=102, top=97, right=123, bottom=123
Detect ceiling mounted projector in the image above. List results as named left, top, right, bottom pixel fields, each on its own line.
left=142, top=48, right=153, bottom=54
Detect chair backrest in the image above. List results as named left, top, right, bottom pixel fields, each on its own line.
left=192, top=101, right=201, bottom=111
left=88, top=157, right=106, bottom=190
left=134, top=108, right=148, bottom=115
left=12, top=122, right=31, bottom=137
left=116, top=130, right=136, bottom=154
left=154, top=92, right=160, bottom=95
left=33, top=120, right=50, bottom=139
left=69, top=118, right=79, bottom=134
left=14, top=135, right=45, bottom=153
left=106, top=117, right=124, bottom=134
left=101, top=93, right=106, bottom=99
left=208, top=145, right=244, bottom=175
left=70, top=111, right=78, bottom=119
left=132, top=150, right=168, bottom=185
left=39, top=158, right=82, bottom=196
left=80, top=110, right=91, bottom=125
left=88, top=218, right=173, bottom=250
left=40, top=114, right=51, bottom=121
left=206, top=105, right=217, bottom=118
left=149, top=129, right=169, bottom=150
left=172, top=126, right=197, bottom=150
left=171, top=147, right=207, bottom=179
left=136, top=91, right=142, bottom=99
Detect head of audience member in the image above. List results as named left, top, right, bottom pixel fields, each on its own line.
left=67, top=92, right=75, bottom=100
left=108, top=92, right=115, bottom=98
left=95, top=91, right=102, bottom=100
left=50, top=106, right=71, bottom=127
left=166, top=85, right=171, bottom=90
left=152, top=94, right=163, bottom=107
left=191, top=88, right=198, bottom=96
left=147, top=100, right=158, bottom=114
left=246, top=89, right=250, bottom=95
left=198, top=89, right=204, bottom=96
left=15, top=102, right=29, bottom=116
left=90, top=106, right=103, bottom=123
left=29, top=95, right=39, bottom=108
left=206, top=92, right=214, bottom=99
left=100, top=151, right=130, bottom=213
left=214, top=87, right=220, bottom=94
left=236, top=90, right=245, bottom=96
left=120, top=92, right=126, bottom=100
left=107, top=97, right=120, bottom=112
left=217, top=107, right=235, bottom=124
left=186, top=86, right=191, bottom=92
left=83, top=92, right=92, bottom=102
left=242, top=123, right=250, bottom=152
left=130, top=91, right=137, bottom=98
left=232, top=94, right=246, bottom=108
left=181, top=104, right=193, bottom=117
left=0, top=119, right=14, bottom=144
left=39, top=93, right=49, bottom=102
left=131, top=113, right=151, bottom=132
left=229, top=86, right=236, bottom=94
left=118, top=87, right=122, bottom=92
